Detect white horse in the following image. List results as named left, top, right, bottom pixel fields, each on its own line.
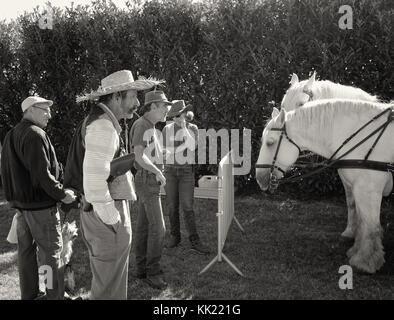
left=281, top=72, right=378, bottom=110
left=256, top=99, right=394, bottom=273
left=280, top=72, right=379, bottom=239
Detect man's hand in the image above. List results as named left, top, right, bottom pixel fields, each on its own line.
left=162, top=148, right=171, bottom=161
left=61, top=189, right=77, bottom=204
left=155, top=171, right=166, bottom=187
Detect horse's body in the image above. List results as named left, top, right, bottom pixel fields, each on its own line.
left=256, top=99, right=394, bottom=273
left=280, top=72, right=379, bottom=238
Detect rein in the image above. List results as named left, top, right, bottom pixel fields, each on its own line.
left=257, top=107, right=394, bottom=188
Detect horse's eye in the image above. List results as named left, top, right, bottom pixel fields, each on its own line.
left=297, top=102, right=304, bottom=107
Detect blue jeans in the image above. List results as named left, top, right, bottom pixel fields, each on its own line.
left=134, top=169, right=166, bottom=276
left=17, top=206, right=64, bottom=300
left=164, top=165, right=198, bottom=242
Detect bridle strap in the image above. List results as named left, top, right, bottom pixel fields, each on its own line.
left=255, top=123, right=301, bottom=174
left=270, top=124, right=302, bottom=153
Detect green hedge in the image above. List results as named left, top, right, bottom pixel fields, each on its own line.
left=0, top=0, right=393, bottom=197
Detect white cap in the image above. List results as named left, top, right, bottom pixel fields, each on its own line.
left=21, top=96, right=53, bottom=113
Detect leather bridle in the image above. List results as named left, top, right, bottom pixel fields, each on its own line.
left=256, top=123, right=301, bottom=190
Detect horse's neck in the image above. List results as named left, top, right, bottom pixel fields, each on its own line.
left=286, top=109, right=361, bottom=159
left=287, top=105, right=391, bottom=160
left=287, top=117, right=333, bottom=158
left=313, top=81, right=376, bottom=101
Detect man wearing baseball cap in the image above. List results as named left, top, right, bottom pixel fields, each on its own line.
left=129, top=89, right=172, bottom=290
left=1, top=96, right=77, bottom=299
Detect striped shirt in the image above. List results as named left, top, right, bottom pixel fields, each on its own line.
left=83, top=110, right=121, bottom=225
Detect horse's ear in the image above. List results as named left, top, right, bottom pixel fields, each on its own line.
left=278, top=109, right=286, bottom=125
left=304, top=71, right=316, bottom=92
left=271, top=107, right=280, bottom=118
left=289, top=73, right=299, bottom=86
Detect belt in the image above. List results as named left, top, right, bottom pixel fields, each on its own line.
left=165, top=164, right=193, bottom=168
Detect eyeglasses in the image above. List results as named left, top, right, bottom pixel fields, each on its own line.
left=32, top=105, right=51, bottom=114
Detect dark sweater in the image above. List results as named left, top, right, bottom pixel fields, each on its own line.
left=1, top=119, right=66, bottom=210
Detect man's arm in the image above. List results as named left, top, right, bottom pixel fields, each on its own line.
left=23, top=133, right=67, bottom=201
left=131, top=121, right=166, bottom=186
left=83, top=119, right=120, bottom=225
left=134, top=145, right=162, bottom=176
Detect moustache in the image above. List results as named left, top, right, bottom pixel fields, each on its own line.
left=127, top=107, right=138, bottom=115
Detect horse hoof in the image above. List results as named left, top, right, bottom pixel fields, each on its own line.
left=349, top=255, right=377, bottom=274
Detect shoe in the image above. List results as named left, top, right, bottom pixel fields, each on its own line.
left=64, top=292, right=83, bottom=300
left=34, top=291, right=47, bottom=300
left=190, top=239, right=211, bottom=255
left=143, top=275, right=167, bottom=290
left=135, top=269, right=164, bottom=279
left=166, top=235, right=181, bottom=248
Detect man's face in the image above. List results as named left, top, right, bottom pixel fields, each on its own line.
left=30, top=103, right=52, bottom=128
left=154, top=102, right=171, bottom=122
left=120, top=90, right=140, bottom=119
left=173, top=113, right=186, bottom=126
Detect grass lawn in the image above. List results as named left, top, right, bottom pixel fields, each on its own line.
left=1, top=188, right=394, bottom=300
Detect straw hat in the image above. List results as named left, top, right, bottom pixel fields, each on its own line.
left=76, top=70, right=165, bottom=103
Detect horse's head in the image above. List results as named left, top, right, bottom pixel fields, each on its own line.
left=255, top=107, right=300, bottom=192
left=280, top=72, right=316, bottom=111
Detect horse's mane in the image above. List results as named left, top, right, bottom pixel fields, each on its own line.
left=312, top=80, right=379, bottom=102
left=287, top=99, right=392, bottom=142
left=282, top=79, right=379, bottom=109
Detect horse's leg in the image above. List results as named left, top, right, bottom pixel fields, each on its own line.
left=338, top=171, right=356, bottom=239
left=348, top=182, right=385, bottom=274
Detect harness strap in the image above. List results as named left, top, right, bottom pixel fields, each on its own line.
left=364, top=119, right=391, bottom=160
left=328, top=107, right=392, bottom=161
left=280, top=159, right=394, bottom=185
left=331, top=160, right=394, bottom=171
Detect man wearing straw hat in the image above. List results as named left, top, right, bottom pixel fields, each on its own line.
left=129, top=89, right=172, bottom=290
left=75, top=70, right=163, bottom=299
left=1, top=96, right=77, bottom=300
